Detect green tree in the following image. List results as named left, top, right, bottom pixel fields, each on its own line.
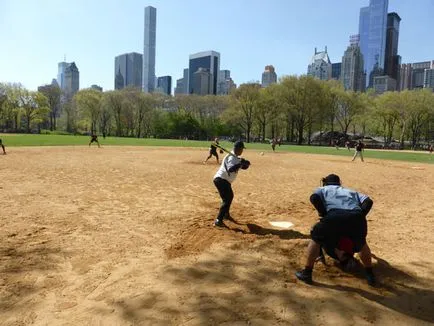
left=38, top=83, right=61, bottom=131
left=74, top=89, right=102, bottom=133
left=228, top=83, right=261, bottom=142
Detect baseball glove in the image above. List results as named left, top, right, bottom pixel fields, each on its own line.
left=240, top=159, right=250, bottom=170
left=219, top=149, right=224, bottom=154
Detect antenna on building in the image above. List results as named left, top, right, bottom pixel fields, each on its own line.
left=315, top=47, right=317, bottom=54
left=325, top=46, right=327, bottom=53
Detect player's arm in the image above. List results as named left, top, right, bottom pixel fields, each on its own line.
left=310, top=191, right=326, bottom=217
left=227, top=156, right=242, bottom=173
left=358, top=193, right=373, bottom=216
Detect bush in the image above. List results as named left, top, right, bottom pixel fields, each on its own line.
left=40, top=129, right=73, bottom=135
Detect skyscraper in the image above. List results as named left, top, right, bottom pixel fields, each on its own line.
left=57, top=62, right=69, bottom=89
left=193, top=68, right=211, bottom=96
left=261, top=65, right=277, bottom=87
left=307, top=47, right=332, bottom=80
left=341, top=39, right=365, bottom=92
left=358, top=0, right=389, bottom=88
left=64, top=62, right=79, bottom=100
left=332, top=63, right=342, bottom=80
left=384, top=12, right=401, bottom=83
left=183, top=68, right=189, bottom=94
left=424, top=68, right=434, bottom=90
left=398, top=61, right=434, bottom=90
left=114, top=52, right=143, bottom=90
left=143, top=6, right=156, bottom=93
left=217, top=70, right=236, bottom=95
left=157, top=76, right=172, bottom=95
left=188, top=51, right=220, bottom=95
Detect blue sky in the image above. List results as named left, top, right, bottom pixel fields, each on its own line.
left=1, top=0, right=434, bottom=91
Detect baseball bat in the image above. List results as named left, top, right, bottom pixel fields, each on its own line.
left=212, top=142, right=238, bottom=158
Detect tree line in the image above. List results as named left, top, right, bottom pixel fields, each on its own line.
left=1, top=76, right=433, bottom=147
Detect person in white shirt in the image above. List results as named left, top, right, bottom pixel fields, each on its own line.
left=213, top=141, right=250, bottom=227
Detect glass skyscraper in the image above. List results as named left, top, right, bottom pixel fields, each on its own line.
left=143, top=6, right=156, bottom=93
left=188, top=51, right=220, bottom=95
left=358, top=0, right=389, bottom=88
left=114, top=52, right=143, bottom=90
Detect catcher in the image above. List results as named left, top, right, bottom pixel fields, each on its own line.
left=213, top=140, right=250, bottom=227
left=204, top=138, right=223, bottom=164
left=295, top=174, right=376, bottom=286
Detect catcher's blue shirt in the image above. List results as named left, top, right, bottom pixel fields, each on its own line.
left=313, top=185, right=369, bottom=212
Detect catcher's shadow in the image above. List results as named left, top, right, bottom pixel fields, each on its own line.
left=231, top=223, right=309, bottom=240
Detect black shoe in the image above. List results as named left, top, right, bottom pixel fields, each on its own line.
left=213, top=219, right=225, bottom=228
left=366, top=271, right=376, bottom=286
left=295, top=269, right=313, bottom=284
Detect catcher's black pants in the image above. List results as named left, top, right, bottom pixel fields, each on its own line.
left=214, top=177, right=233, bottom=222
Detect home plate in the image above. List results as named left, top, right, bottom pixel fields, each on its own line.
left=269, top=221, right=294, bottom=229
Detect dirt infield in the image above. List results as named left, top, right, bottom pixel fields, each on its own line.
left=1, top=146, right=433, bottom=325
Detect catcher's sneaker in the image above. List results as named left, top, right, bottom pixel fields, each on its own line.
left=366, top=270, right=376, bottom=286
left=213, top=219, right=225, bottom=228
left=295, top=269, right=313, bottom=285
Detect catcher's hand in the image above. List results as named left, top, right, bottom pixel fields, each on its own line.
left=240, top=158, right=250, bottom=170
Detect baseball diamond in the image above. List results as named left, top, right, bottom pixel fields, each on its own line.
left=0, top=146, right=433, bottom=325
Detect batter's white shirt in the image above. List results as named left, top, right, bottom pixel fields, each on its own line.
left=214, top=152, right=242, bottom=184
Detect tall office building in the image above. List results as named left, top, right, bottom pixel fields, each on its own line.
left=358, top=0, right=389, bottom=88
left=193, top=68, right=211, bottom=95
left=156, top=76, right=172, bottom=95
left=332, top=63, right=342, bottom=80
left=64, top=62, right=79, bottom=100
left=143, top=6, right=156, bottom=93
left=398, top=63, right=412, bottom=91
left=384, top=12, right=401, bottom=83
left=341, top=39, right=365, bottom=92
left=424, top=69, right=434, bottom=90
left=398, top=61, right=434, bottom=90
left=183, top=68, right=189, bottom=94
left=188, top=51, right=220, bottom=95
left=114, top=52, right=143, bottom=90
left=261, top=65, right=277, bottom=87
left=57, top=62, right=69, bottom=89
left=217, top=70, right=236, bottom=95
left=174, top=78, right=185, bottom=96
left=307, top=47, right=332, bottom=80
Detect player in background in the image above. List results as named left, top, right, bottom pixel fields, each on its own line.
left=295, top=174, right=375, bottom=286
left=271, top=138, right=277, bottom=152
left=204, top=138, right=221, bottom=164
left=213, top=141, right=250, bottom=227
left=0, top=138, right=6, bottom=154
left=352, top=140, right=365, bottom=162
left=345, top=140, right=351, bottom=151
left=89, top=133, right=101, bottom=148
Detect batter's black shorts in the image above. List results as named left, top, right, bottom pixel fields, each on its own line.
left=311, top=210, right=367, bottom=253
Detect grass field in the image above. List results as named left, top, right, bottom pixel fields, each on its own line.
left=0, top=133, right=432, bottom=164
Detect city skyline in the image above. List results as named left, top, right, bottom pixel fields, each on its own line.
left=1, top=0, right=434, bottom=91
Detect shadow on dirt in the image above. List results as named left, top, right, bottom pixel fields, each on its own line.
left=231, top=223, right=310, bottom=240
left=117, top=239, right=434, bottom=324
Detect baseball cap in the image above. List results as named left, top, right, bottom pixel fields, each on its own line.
left=234, top=141, right=245, bottom=149
left=322, top=174, right=341, bottom=186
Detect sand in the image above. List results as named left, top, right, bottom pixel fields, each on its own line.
left=0, top=146, right=433, bottom=325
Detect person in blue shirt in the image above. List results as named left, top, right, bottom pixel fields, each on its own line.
left=295, top=174, right=376, bottom=286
